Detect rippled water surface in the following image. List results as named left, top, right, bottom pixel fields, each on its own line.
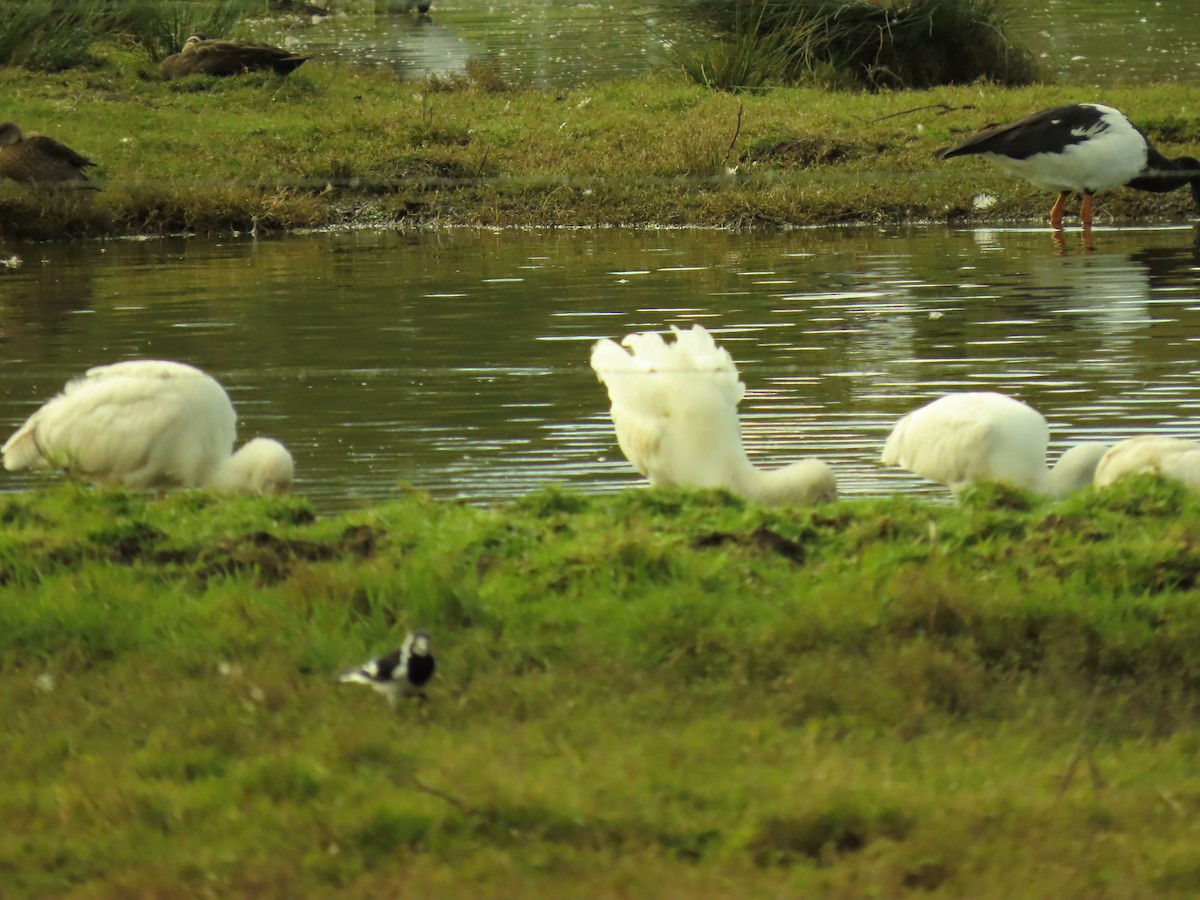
left=2, top=226, right=1198, bottom=512
left=290, top=0, right=1200, bottom=88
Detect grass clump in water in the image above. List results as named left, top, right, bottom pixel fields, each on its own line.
left=669, top=0, right=1039, bottom=90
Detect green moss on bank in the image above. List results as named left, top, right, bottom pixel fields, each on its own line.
left=3, top=481, right=1200, bottom=897
left=2, top=58, right=1199, bottom=238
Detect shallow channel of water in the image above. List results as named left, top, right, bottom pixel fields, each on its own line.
left=288, top=0, right=1200, bottom=89
left=1, top=225, right=1198, bottom=512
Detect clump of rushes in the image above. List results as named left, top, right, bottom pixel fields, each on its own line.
left=102, top=0, right=262, bottom=63
left=668, top=0, right=1039, bottom=91
left=0, top=0, right=106, bottom=71
left=0, top=0, right=258, bottom=70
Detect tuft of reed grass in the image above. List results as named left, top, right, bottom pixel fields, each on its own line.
left=0, top=0, right=105, bottom=71
left=668, top=0, right=1039, bottom=91
left=0, top=0, right=259, bottom=70
left=102, top=0, right=262, bottom=63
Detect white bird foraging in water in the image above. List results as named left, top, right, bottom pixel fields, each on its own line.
left=2, top=359, right=293, bottom=495
left=1093, top=435, right=1200, bottom=491
left=589, top=323, right=836, bottom=506
left=881, top=391, right=1109, bottom=498
left=339, top=631, right=436, bottom=705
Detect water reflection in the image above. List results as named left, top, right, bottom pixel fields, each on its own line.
left=0, top=246, right=97, bottom=344
left=299, top=1, right=683, bottom=87
left=283, top=0, right=1200, bottom=89
left=1, top=226, right=1198, bottom=512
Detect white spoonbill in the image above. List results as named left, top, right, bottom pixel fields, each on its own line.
left=2, top=359, right=294, bottom=495
left=881, top=391, right=1108, bottom=498
left=1093, top=435, right=1200, bottom=491
left=590, top=324, right=836, bottom=506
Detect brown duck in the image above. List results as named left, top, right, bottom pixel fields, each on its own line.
left=0, top=122, right=99, bottom=189
left=160, top=33, right=310, bottom=80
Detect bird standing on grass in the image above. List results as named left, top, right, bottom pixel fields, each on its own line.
left=160, top=33, right=310, bottom=80
left=590, top=323, right=836, bottom=506
left=1093, top=435, right=1200, bottom=491
left=937, top=103, right=1200, bottom=229
left=0, top=122, right=99, bottom=189
left=339, top=631, right=436, bottom=705
left=2, top=360, right=294, bottom=495
left=881, top=391, right=1109, bottom=498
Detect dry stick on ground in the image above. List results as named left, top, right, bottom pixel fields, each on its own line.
left=1158, top=787, right=1186, bottom=816
left=409, top=775, right=472, bottom=812
left=722, top=102, right=745, bottom=171
left=858, top=102, right=977, bottom=123
left=474, top=146, right=491, bottom=180
left=1056, top=686, right=1107, bottom=801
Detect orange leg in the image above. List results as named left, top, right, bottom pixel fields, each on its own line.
left=1049, top=191, right=1068, bottom=229
left=1080, top=192, right=1095, bottom=229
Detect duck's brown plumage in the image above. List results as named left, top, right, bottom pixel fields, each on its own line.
left=160, top=33, right=310, bottom=80
left=0, top=122, right=98, bottom=189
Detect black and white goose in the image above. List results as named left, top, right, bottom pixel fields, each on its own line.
left=937, top=103, right=1200, bottom=228
left=339, top=630, right=436, bottom=705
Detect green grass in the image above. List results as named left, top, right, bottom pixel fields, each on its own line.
left=2, top=479, right=1200, bottom=896
left=1, top=56, right=1199, bottom=238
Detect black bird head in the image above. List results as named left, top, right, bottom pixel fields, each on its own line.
left=1129, top=150, right=1200, bottom=202
left=1180, top=156, right=1200, bottom=210
left=404, top=630, right=436, bottom=689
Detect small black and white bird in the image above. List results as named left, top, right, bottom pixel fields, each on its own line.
left=339, top=630, right=436, bottom=705
left=937, top=103, right=1200, bottom=228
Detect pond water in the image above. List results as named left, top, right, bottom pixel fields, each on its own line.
left=288, top=0, right=1200, bottom=89
left=2, top=225, right=1198, bottom=513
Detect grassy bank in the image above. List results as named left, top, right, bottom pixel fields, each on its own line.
left=2, top=56, right=1199, bottom=238
left=3, top=481, right=1200, bottom=897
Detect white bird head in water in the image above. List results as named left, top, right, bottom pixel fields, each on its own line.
left=1093, top=435, right=1200, bottom=491
left=881, top=391, right=1109, bottom=498
left=590, top=323, right=836, bottom=507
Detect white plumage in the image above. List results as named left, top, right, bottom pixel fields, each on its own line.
left=590, top=324, right=835, bottom=506
left=1093, top=435, right=1200, bottom=490
left=881, top=392, right=1109, bottom=498
left=2, top=359, right=293, bottom=495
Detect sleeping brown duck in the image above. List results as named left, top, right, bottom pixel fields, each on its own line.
left=0, top=122, right=98, bottom=189
left=161, top=33, right=310, bottom=80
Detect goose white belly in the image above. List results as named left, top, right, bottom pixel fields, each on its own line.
left=983, top=129, right=1148, bottom=194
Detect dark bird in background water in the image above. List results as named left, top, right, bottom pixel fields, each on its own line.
left=160, top=33, right=310, bottom=80
left=267, top=0, right=331, bottom=17
left=339, top=630, right=436, bottom=705
left=937, top=103, right=1200, bottom=229
left=0, top=122, right=99, bottom=189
